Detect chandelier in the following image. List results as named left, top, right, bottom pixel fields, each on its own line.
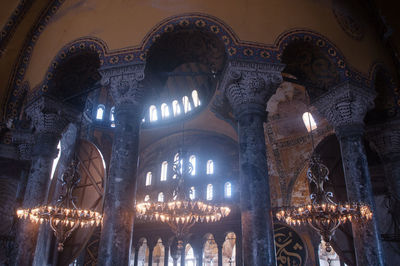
left=136, top=150, right=231, bottom=251
left=16, top=159, right=102, bottom=251
left=276, top=113, right=372, bottom=252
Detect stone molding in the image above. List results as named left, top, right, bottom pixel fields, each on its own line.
left=312, top=81, right=375, bottom=132
left=220, top=60, right=284, bottom=118
left=100, top=63, right=146, bottom=106
left=25, top=95, right=79, bottom=135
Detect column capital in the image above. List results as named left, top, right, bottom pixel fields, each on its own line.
left=221, top=60, right=284, bottom=118
left=312, top=81, right=375, bottom=136
left=12, top=130, right=34, bottom=161
left=25, top=95, right=79, bottom=135
left=100, top=63, right=146, bottom=106
left=368, top=125, right=400, bottom=161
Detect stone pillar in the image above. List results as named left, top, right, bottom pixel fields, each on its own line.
left=180, top=248, right=185, bottom=266
left=148, top=246, right=154, bottom=266
left=14, top=96, right=77, bottom=266
left=193, top=245, right=203, bottom=266
left=97, top=63, right=146, bottom=266
left=164, top=246, right=169, bottom=266
left=217, top=244, right=223, bottom=266
left=133, top=246, right=139, bottom=266
left=313, top=82, right=385, bottom=266
left=222, top=60, right=284, bottom=266
left=235, top=234, right=242, bottom=266
left=369, top=127, right=400, bottom=202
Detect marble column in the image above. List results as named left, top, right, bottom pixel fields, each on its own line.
left=14, top=96, right=77, bottom=266
left=180, top=248, right=185, bottom=266
left=97, top=63, right=146, bottom=266
left=313, top=82, right=385, bottom=266
left=222, top=60, right=284, bottom=266
left=164, top=246, right=169, bottom=266
left=148, top=246, right=154, bottom=266
left=217, top=244, right=223, bottom=266
left=133, top=246, right=139, bottom=266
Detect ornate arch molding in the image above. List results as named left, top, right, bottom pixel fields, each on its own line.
left=6, top=12, right=374, bottom=123
left=275, top=29, right=370, bottom=90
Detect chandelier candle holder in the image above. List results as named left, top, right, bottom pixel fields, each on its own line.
left=136, top=150, right=231, bottom=251
left=16, top=159, right=102, bottom=252
left=276, top=154, right=372, bottom=252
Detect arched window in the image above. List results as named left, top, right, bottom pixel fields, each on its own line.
left=149, top=105, right=158, bottom=122
left=172, top=100, right=181, bottom=117
left=189, top=155, right=196, bottom=175
left=161, top=103, right=170, bottom=119
left=110, top=106, right=115, bottom=127
left=192, top=90, right=201, bottom=107
left=225, top=182, right=232, bottom=198
left=182, top=96, right=191, bottom=113
left=96, top=104, right=105, bottom=120
left=161, top=161, right=168, bottom=181
left=189, top=186, right=195, bottom=200
left=144, top=195, right=150, bottom=202
left=145, top=172, right=152, bottom=186
left=206, top=184, right=213, bottom=201
left=302, top=112, right=317, bottom=132
left=206, top=160, right=214, bottom=175
left=158, top=192, right=164, bottom=202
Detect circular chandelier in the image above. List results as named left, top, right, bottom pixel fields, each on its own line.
left=17, top=159, right=102, bottom=251
left=276, top=154, right=372, bottom=252
left=136, top=150, right=231, bottom=251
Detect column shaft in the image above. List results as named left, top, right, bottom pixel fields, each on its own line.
left=134, top=247, right=139, bottom=266
left=148, top=247, right=154, bottom=266
left=181, top=249, right=185, bottom=266
left=98, top=105, right=141, bottom=265
left=164, top=246, right=169, bottom=266
left=14, top=133, right=59, bottom=266
left=238, top=113, right=276, bottom=266
left=217, top=245, right=222, bottom=266
left=337, top=128, right=384, bottom=266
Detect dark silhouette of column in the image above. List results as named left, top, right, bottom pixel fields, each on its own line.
left=164, top=245, right=169, bottom=266
left=223, top=60, right=284, bottom=266
left=217, top=244, right=223, bottom=266
left=133, top=246, right=139, bottom=266
left=14, top=96, right=77, bottom=266
left=97, top=63, right=146, bottom=266
left=148, top=246, right=154, bottom=266
left=313, top=82, right=385, bottom=266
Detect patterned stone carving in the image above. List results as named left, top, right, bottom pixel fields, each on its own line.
left=25, top=96, right=79, bottom=135
left=313, top=81, right=375, bottom=131
left=368, top=122, right=400, bottom=160
left=221, top=60, right=284, bottom=118
left=12, top=131, right=34, bottom=161
left=100, top=63, right=146, bottom=106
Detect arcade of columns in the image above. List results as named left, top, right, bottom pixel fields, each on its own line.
left=10, top=58, right=394, bottom=266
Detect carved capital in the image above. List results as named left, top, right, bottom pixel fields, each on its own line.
left=12, top=131, right=34, bottom=161
left=221, top=60, right=284, bottom=118
left=100, top=63, right=146, bottom=106
left=312, top=81, right=375, bottom=133
left=368, top=124, right=400, bottom=160
left=25, top=96, right=79, bottom=135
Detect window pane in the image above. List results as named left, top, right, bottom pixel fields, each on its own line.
left=150, top=105, right=158, bottom=122
left=158, top=192, right=164, bottom=202
left=206, top=184, right=213, bottom=200
left=144, top=195, right=150, bottom=201
left=225, top=182, right=232, bottom=198
left=189, top=155, right=196, bottom=175
left=302, top=112, right=317, bottom=132
left=110, top=106, right=115, bottom=121
left=161, top=103, right=170, bottom=119
left=145, top=172, right=152, bottom=186
left=96, top=105, right=105, bottom=120
left=207, top=160, right=214, bottom=175
left=172, top=100, right=181, bottom=116
left=182, top=96, right=191, bottom=113
left=161, top=161, right=168, bottom=181
left=189, top=187, right=195, bottom=200
left=192, top=90, right=201, bottom=107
